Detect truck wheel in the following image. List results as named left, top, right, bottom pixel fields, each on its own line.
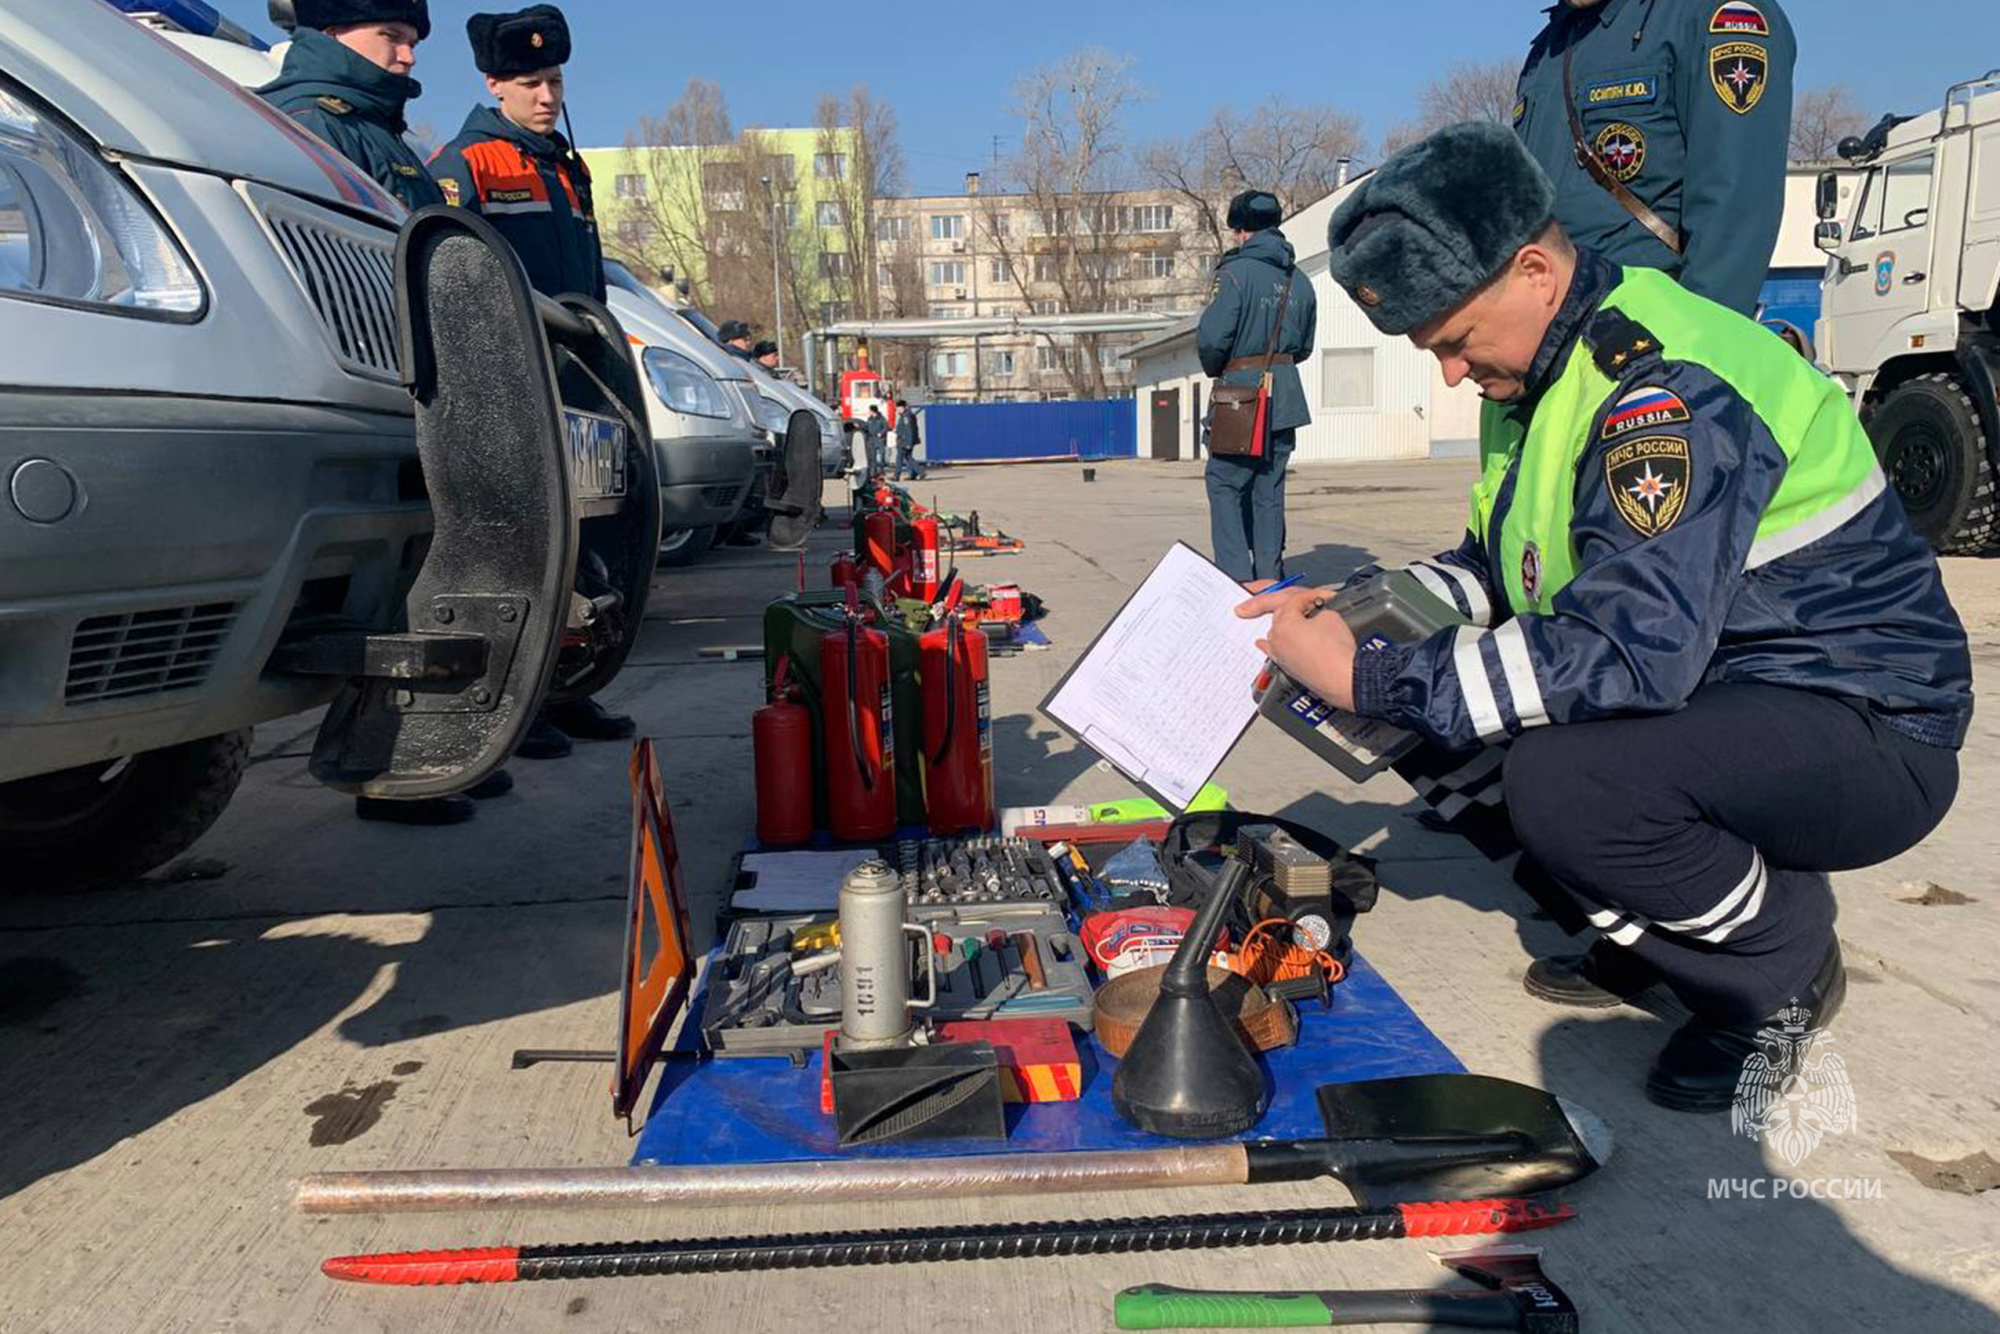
left=657, top=525, right=715, bottom=568
left=0, top=730, right=250, bottom=892
left=1868, top=372, right=1998, bottom=554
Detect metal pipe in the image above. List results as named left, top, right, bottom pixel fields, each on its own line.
left=294, top=1145, right=1252, bottom=1216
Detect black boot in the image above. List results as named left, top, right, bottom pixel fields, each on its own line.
left=1524, top=939, right=1664, bottom=1009
left=543, top=697, right=637, bottom=741
left=515, top=714, right=574, bottom=760
left=1645, top=942, right=1847, bottom=1114
left=355, top=794, right=476, bottom=826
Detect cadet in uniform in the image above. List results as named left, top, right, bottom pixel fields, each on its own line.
left=716, top=320, right=756, bottom=359
left=1513, top=0, right=1795, bottom=316
left=1197, top=190, right=1317, bottom=582
left=1242, top=124, right=1969, bottom=1110
left=258, top=0, right=444, bottom=212
left=433, top=5, right=635, bottom=749
left=431, top=4, right=605, bottom=303
left=752, top=340, right=781, bottom=370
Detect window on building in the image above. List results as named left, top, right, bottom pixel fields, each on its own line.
left=1035, top=208, right=1068, bottom=236
left=818, top=251, right=851, bottom=279
left=929, top=214, right=968, bottom=241
left=989, top=258, right=1013, bottom=284
left=613, top=218, right=653, bottom=246
left=929, top=260, right=967, bottom=287
left=929, top=305, right=967, bottom=320
left=613, top=174, right=646, bottom=199
left=986, top=304, right=1014, bottom=317
left=1097, top=344, right=1124, bottom=370
left=877, top=215, right=910, bottom=242
left=773, top=201, right=799, bottom=228
left=1136, top=253, right=1175, bottom=279
left=992, top=350, right=1017, bottom=376
left=877, top=263, right=895, bottom=288
left=1032, top=255, right=1061, bottom=282
left=932, top=350, right=970, bottom=377
left=1035, top=343, right=1074, bottom=372
left=816, top=200, right=844, bottom=228
left=814, top=152, right=848, bottom=180
left=1321, top=349, right=1376, bottom=410
left=819, top=300, right=851, bottom=325
left=1032, top=298, right=1062, bottom=315
left=763, top=155, right=796, bottom=185
left=1079, top=254, right=1126, bottom=281
left=989, top=212, right=1011, bottom=237
left=1132, top=204, right=1174, bottom=233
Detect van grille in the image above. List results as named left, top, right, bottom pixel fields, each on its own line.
left=702, top=483, right=746, bottom=509
left=66, top=603, right=240, bottom=705
left=249, top=184, right=401, bottom=381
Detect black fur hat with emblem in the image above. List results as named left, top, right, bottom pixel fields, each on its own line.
left=292, top=0, right=430, bottom=39
left=467, top=4, right=571, bottom=76
left=1225, top=190, right=1283, bottom=233
left=1326, top=121, right=1556, bottom=337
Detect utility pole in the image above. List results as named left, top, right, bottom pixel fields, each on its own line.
left=762, top=174, right=784, bottom=364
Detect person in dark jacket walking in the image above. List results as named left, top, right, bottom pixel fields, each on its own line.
left=861, top=405, right=889, bottom=478
left=1513, top=0, right=1795, bottom=315
left=1197, top=190, right=1317, bottom=582
left=1242, top=124, right=1969, bottom=1111
left=258, top=0, right=444, bottom=213
left=892, top=399, right=924, bottom=481
left=430, top=5, right=605, bottom=302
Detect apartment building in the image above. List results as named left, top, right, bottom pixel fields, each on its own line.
left=872, top=174, right=1218, bottom=402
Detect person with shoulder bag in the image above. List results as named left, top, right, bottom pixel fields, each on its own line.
left=1197, top=190, right=1317, bottom=581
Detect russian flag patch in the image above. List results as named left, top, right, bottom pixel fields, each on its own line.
left=1710, top=1, right=1770, bottom=34
left=1602, top=386, right=1692, bottom=439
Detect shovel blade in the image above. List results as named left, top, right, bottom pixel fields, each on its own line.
left=1316, top=1074, right=1612, bottom=1207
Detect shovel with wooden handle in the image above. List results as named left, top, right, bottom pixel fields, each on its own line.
left=293, top=1073, right=1612, bottom=1216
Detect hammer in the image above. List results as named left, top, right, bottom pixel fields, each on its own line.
left=1114, top=1247, right=1577, bottom=1331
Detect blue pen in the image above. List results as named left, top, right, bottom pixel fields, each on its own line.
left=1261, top=574, right=1305, bottom=596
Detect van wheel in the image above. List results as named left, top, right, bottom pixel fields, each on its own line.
left=657, top=525, right=715, bottom=567
left=1868, top=372, right=1998, bottom=554
left=0, top=730, right=250, bottom=892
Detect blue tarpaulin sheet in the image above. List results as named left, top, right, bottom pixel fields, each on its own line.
left=925, top=399, right=1137, bottom=463
left=633, top=952, right=1462, bottom=1166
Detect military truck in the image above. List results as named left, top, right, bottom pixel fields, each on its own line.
left=1815, top=70, right=2000, bottom=553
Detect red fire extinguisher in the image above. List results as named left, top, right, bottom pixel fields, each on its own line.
left=821, top=612, right=897, bottom=841
left=862, top=510, right=897, bottom=579
left=922, top=611, right=994, bottom=835
left=910, top=515, right=941, bottom=603
left=830, top=552, right=858, bottom=593
left=753, top=655, right=815, bottom=846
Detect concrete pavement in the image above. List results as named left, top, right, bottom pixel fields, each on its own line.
left=2, top=457, right=1995, bottom=1332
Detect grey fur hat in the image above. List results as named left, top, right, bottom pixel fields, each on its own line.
left=1326, top=122, right=1557, bottom=336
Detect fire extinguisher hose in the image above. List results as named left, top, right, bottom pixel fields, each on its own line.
left=931, top=616, right=958, bottom=767
left=846, top=616, right=873, bottom=792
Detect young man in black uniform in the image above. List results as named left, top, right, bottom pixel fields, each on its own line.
left=430, top=6, right=635, bottom=753
left=260, top=0, right=444, bottom=212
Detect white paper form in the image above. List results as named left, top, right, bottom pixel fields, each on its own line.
left=1040, top=542, right=1271, bottom=809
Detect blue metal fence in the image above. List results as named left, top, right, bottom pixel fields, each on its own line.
left=923, top=399, right=1137, bottom=463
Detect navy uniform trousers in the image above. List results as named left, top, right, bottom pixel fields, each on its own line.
left=1403, top=682, right=1958, bottom=1022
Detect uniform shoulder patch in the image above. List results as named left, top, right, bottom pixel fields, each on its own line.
left=1592, top=122, right=1648, bottom=182
left=1585, top=309, right=1663, bottom=379
left=438, top=176, right=461, bottom=207
left=313, top=95, right=353, bottom=116
left=1605, top=435, right=1691, bottom=538
left=1710, top=41, right=1770, bottom=114
left=1602, top=385, right=1692, bottom=439
left=1709, top=1, right=1770, bottom=34
left=391, top=163, right=421, bottom=177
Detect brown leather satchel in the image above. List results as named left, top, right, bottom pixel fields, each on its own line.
left=1208, top=270, right=1296, bottom=459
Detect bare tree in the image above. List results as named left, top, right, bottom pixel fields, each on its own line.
left=976, top=48, right=1145, bottom=398
left=1790, top=83, right=1872, bottom=164
left=1379, top=59, right=1521, bottom=159
left=1141, top=98, right=1368, bottom=252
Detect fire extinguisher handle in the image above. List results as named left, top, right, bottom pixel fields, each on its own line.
left=904, top=923, right=939, bottom=1010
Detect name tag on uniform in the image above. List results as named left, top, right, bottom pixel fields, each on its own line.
left=1585, top=77, right=1658, bottom=107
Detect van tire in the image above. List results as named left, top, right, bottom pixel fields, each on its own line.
left=1868, top=372, right=1998, bottom=554
left=0, top=730, right=251, bottom=892
left=657, top=524, right=715, bottom=567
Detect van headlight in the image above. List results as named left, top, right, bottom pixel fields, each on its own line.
left=0, top=85, right=203, bottom=316
left=642, top=346, right=732, bottom=418
left=756, top=396, right=790, bottom=433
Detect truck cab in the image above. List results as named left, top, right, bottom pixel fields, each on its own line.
left=1816, top=70, right=2000, bottom=552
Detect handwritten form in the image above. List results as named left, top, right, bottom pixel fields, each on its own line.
left=1040, top=542, right=1272, bottom=809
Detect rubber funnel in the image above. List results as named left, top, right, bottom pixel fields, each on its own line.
left=1112, top=856, right=1269, bottom=1138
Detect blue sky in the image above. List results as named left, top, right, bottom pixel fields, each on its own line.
left=207, top=0, right=1995, bottom=194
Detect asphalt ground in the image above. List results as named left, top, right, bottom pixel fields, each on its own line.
left=2, top=457, right=1996, bottom=1332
